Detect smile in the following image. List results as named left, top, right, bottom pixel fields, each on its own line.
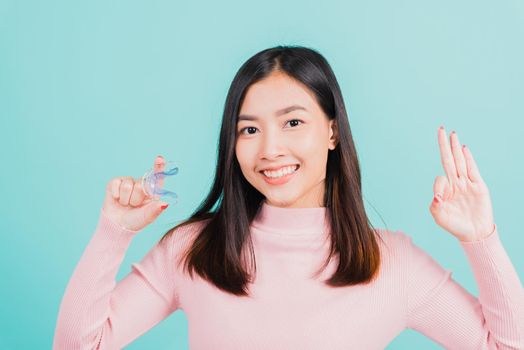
left=260, top=165, right=299, bottom=185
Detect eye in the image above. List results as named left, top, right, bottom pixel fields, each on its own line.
left=237, top=119, right=304, bottom=135
left=238, top=126, right=258, bottom=135
left=286, top=119, right=303, bottom=128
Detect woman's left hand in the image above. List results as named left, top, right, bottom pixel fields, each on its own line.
left=429, top=126, right=496, bottom=242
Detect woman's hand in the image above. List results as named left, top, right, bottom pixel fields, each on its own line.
left=429, top=126, right=495, bottom=242
left=102, top=156, right=170, bottom=232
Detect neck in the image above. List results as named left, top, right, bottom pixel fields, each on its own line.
left=251, top=199, right=330, bottom=235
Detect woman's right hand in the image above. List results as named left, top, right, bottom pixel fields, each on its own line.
left=102, top=156, right=170, bottom=232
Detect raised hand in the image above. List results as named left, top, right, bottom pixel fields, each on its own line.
left=101, top=156, right=170, bottom=232
left=429, top=126, right=495, bottom=242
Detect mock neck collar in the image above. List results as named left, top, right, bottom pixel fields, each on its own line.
left=251, top=200, right=330, bottom=235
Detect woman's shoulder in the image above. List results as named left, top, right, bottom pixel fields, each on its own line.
left=162, top=217, right=212, bottom=250
left=374, top=227, right=444, bottom=271
left=375, top=226, right=412, bottom=244
left=374, top=227, right=416, bottom=259
left=174, top=217, right=211, bottom=234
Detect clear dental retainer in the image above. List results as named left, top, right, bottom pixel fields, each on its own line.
left=141, top=160, right=179, bottom=205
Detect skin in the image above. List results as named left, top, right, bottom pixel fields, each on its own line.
left=235, top=71, right=337, bottom=208
left=430, top=127, right=495, bottom=242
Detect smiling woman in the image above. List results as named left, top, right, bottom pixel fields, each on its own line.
left=235, top=72, right=338, bottom=208
left=167, top=46, right=384, bottom=297
left=54, top=45, right=524, bottom=350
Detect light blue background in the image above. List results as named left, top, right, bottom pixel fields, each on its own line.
left=1, top=0, right=523, bottom=349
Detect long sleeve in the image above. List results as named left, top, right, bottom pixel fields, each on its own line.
left=406, top=225, right=524, bottom=350
left=53, top=209, right=180, bottom=350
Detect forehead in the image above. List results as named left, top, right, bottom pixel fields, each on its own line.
left=238, top=73, right=320, bottom=117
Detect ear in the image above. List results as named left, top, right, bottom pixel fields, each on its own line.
left=328, top=119, right=338, bottom=150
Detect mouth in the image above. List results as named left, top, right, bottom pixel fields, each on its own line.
left=259, top=164, right=300, bottom=185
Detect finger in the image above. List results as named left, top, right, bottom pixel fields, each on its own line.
left=109, top=178, right=122, bottom=200
left=119, top=177, right=134, bottom=206
left=433, top=175, right=449, bottom=199
left=463, top=144, right=482, bottom=183
left=154, top=155, right=166, bottom=190
left=129, top=178, right=147, bottom=207
left=438, top=126, right=457, bottom=185
left=143, top=200, right=169, bottom=225
left=433, top=175, right=452, bottom=203
left=450, top=131, right=468, bottom=179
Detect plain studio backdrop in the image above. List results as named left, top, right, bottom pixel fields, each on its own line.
left=1, top=0, right=523, bottom=349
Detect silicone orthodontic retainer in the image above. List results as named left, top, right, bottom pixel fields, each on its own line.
left=141, top=160, right=179, bottom=204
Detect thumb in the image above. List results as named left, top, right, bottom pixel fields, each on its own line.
left=142, top=201, right=169, bottom=225
left=432, top=175, right=449, bottom=202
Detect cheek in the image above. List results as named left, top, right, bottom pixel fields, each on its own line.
left=235, top=142, right=252, bottom=170
left=300, top=135, right=322, bottom=156
left=303, top=127, right=326, bottom=148
left=301, top=141, right=328, bottom=172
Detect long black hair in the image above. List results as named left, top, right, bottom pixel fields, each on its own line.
left=160, top=45, right=384, bottom=297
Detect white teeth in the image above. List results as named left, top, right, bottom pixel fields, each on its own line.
left=263, top=165, right=298, bottom=178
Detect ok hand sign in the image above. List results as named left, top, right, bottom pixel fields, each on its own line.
left=429, top=126, right=496, bottom=242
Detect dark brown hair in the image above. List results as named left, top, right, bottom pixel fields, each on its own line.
left=160, top=45, right=385, bottom=297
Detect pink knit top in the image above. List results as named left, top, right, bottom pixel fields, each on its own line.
left=53, top=201, right=524, bottom=349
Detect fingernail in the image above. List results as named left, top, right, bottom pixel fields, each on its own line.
left=157, top=155, right=164, bottom=159
left=462, top=144, right=466, bottom=149
left=439, top=125, right=444, bottom=130
left=451, top=130, right=455, bottom=135
left=161, top=204, right=169, bottom=210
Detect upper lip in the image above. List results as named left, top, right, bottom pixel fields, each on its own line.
left=259, top=164, right=299, bottom=172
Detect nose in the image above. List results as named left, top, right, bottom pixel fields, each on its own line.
left=259, top=128, right=286, bottom=160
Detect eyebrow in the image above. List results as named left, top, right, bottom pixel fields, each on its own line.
left=237, top=105, right=307, bottom=121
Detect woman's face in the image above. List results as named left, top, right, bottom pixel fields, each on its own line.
left=235, top=71, right=337, bottom=208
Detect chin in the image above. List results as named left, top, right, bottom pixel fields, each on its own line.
left=264, top=196, right=297, bottom=208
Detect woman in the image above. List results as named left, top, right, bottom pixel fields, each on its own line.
left=53, top=46, right=524, bottom=349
